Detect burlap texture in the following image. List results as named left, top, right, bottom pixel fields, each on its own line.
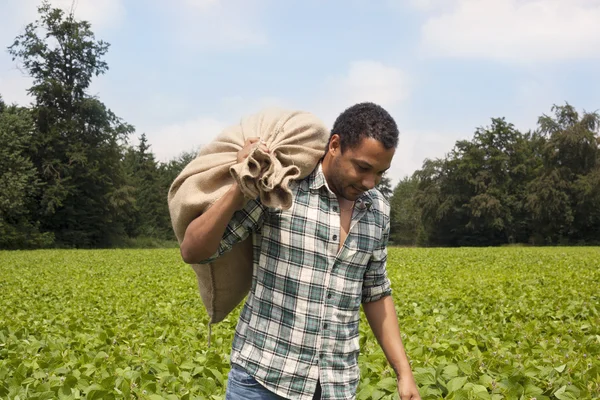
left=168, top=108, right=329, bottom=323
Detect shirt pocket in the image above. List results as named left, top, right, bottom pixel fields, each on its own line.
left=340, top=234, right=376, bottom=274
left=337, top=216, right=380, bottom=279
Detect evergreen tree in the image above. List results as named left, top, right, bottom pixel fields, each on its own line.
left=0, top=101, right=54, bottom=248
left=123, top=134, right=174, bottom=239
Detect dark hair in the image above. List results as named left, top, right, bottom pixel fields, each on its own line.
left=330, top=102, right=399, bottom=151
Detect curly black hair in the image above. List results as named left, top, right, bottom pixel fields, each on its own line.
left=330, top=102, right=399, bottom=151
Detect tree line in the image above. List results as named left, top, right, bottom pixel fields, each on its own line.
left=0, top=2, right=197, bottom=249
left=1, top=2, right=598, bottom=249
left=390, top=107, right=600, bottom=246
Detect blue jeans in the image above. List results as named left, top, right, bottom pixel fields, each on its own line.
left=225, top=364, right=322, bottom=400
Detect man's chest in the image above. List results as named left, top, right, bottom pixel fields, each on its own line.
left=258, top=193, right=381, bottom=276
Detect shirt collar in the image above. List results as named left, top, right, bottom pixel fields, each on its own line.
left=308, top=162, right=328, bottom=191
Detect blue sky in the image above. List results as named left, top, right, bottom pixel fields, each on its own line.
left=1, top=0, right=599, bottom=185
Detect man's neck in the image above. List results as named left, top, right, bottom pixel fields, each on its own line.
left=321, top=154, right=337, bottom=195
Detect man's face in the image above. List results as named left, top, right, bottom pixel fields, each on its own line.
left=326, top=135, right=395, bottom=201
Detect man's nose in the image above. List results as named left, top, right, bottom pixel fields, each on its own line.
left=362, top=175, right=377, bottom=190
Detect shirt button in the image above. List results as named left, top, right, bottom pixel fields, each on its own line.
left=332, top=235, right=337, bottom=241
left=323, top=323, right=328, bottom=329
left=327, top=293, right=332, bottom=299
left=333, top=206, right=338, bottom=212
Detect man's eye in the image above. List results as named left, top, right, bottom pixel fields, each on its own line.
left=357, top=165, right=369, bottom=172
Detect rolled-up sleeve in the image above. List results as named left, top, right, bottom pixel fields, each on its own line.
left=197, top=198, right=266, bottom=264
left=361, top=215, right=392, bottom=303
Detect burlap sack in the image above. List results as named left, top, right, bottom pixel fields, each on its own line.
left=168, top=108, right=329, bottom=324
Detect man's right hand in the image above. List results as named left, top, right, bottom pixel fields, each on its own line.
left=237, top=137, right=269, bottom=164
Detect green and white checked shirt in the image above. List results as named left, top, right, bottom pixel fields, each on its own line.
left=200, top=163, right=392, bottom=400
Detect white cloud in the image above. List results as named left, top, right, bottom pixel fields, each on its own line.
left=389, top=129, right=462, bottom=185
left=0, top=69, right=34, bottom=107
left=50, top=0, right=126, bottom=30
left=407, top=0, right=450, bottom=11
left=146, top=117, right=227, bottom=162
left=164, top=0, right=268, bottom=50
left=219, top=95, right=290, bottom=116
left=0, top=0, right=126, bottom=34
left=338, top=61, right=410, bottom=107
left=509, top=76, right=560, bottom=129
left=317, top=60, right=411, bottom=125
left=419, top=0, right=600, bottom=62
left=184, top=0, right=220, bottom=9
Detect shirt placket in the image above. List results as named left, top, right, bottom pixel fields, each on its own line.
left=313, top=192, right=342, bottom=387
left=322, top=197, right=371, bottom=397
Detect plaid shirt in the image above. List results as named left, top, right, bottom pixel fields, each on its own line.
left=201, top=163, right=392, bottom=400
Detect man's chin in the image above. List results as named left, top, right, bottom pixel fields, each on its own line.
left=343, top=187, right=363, bottom=201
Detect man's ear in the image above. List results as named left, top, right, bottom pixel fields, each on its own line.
left=329, top=134, right=341, bottom=155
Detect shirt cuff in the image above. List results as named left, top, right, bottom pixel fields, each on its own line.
left=361, top=281, right=392, bottom=303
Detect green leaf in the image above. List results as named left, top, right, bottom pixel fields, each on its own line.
left=524, top=384, right=543, bottom=396
left=443, top=364, right=459, bottom=379
left=458, top=361, right=472, bottom=375
left=357, top=385, right=374, bottom=400
left=475, top=391, right=491, bottom=400
left=33, top=370, right=46, bottom=380
left=371, top=389, right=385, bottom=400
left=414, top=371, right=436, bottom=386
left=376, top=377, right=397, bottom=392
left=464, top=383, right=488, bottom=394
left=84, top=384, right=105, bottom=394
left=447, top=376, right=468, bottom=393
left=479, top=374, right=493, bottom=388
left=88, top=391, right=110, bottom=400
left=208, top=368, right=223, bottom=385
left=554, top=385, right=577, bottom=400
left=467, top=384, right=491, bottom=400
left=94, top=351, right=109, bottom=361
left=580, top=324, right=590, bottom=331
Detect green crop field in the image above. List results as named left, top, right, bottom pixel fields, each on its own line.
left=0, top=248, right=599, bottom=400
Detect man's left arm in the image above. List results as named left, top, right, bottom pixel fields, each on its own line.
left=362, top=216, right=421, bottom=400
left=363, top=296, right=420, bottom=400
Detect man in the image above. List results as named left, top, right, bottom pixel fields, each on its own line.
left=180, top=103, right=421, bottom=400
